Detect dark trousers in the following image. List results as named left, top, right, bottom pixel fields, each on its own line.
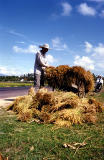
left=34, top=70, right=45, bottom=89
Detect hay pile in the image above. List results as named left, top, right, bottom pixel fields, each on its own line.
left=7, top=87, right=102, bottom=127
left=45, top=65, right=94, bottom=94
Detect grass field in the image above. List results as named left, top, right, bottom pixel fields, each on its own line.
left=94, top=89, right=104, bottom=103
left=0, top=82, right=33, bottom=87
left=0, top=89, right=104, bottom=160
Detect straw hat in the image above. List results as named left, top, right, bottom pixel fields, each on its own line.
left=39, top=44, right=51, bottom=50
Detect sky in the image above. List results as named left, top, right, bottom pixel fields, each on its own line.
left=0, top=0, right=104, bottom=76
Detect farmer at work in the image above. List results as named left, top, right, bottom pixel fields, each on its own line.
left=96, top=76, right=103, bottom=86
left=34, top=43, right=51, bottom=90
left=95, top=75, right=103, bottom=92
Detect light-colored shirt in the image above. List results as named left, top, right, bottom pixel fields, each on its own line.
left=96, top=78, right=103, bottom=86
left=34, top=51, right=49, bottom=75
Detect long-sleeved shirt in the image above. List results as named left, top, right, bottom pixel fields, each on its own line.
left=34, top=51, right=49, bottom=75
left=96, top=78, right=103, bottom=86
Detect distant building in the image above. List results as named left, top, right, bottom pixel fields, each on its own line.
left=20, top=79, right=24, bottom=82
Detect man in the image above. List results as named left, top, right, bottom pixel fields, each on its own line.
left=96, top=76, right=103, bottom=86
left=95, top=75, right=103, bottom=92
left=34, top=43, right=51, bottom=90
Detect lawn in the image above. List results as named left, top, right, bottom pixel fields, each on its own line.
left=0, top=90, right=104, bottom=160
left=94, top=88, right=104, bottom=103
left=0, top=82, right=33, bottom=87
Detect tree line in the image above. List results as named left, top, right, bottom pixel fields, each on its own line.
left=0, top=73, right=103, bottom=83
left=0, top=73, right=34, bottom=82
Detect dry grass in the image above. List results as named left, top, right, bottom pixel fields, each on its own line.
left=45, top=65, right=94, bottom=93
left=7, top=87, right=103, bottom=127
left=17, top=109, right=33, bottom=122
left=28, top=87, right=35, bottom=97
left=0, top=153, right=8, bottom=160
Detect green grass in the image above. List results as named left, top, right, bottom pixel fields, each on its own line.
left=0, top=107, right=104, bottom=160
left=0, top=89, right=104, bottom=160
left=0, top=82, right=33, bottom=87
left=94, top=92, right=104, bottom=103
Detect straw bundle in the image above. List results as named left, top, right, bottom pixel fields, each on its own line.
left=28, top=87, right=35, bottom=97
left=55, top=108, right=82, bottom=125
left=7, top=87, right=102, bottom=127
left=67, top=66, right=94, bottom=92
left=55, top=65, right=71, bottom=89
left=45, top=65, right=94, bottom=95
left=45, top=66, right=57, bottom=90
left=18, top=109, right=33, bottom=122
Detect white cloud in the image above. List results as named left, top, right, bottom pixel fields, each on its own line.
left=0, top=65, right=35, bottom=76
left=29, top=69, right=34, bottom=73
left=46, top=54, right=56, bottom=64
left=74, top=55, right=95, bottom=70
left=89, top=0, right=104, bottom=2
left=52, top=37, right=68, bottom=51
left=97, top=63, right=104, bottom=68
left=93, top=43, right=104, bottom=56
left=77, top=3, right=96, bottom=16
left=85, top=41, right=93, bottom=53
left=0, top=66, right=21, bottom=76
left=83, top=41, right=104, bottom=74
left=0, top=66, right=8, bottom=75
left=13, top=45, right=38, bottom=54
left=85, top=42, right=104, bottom=56
left=9, top=30, right=25, bottom=38
left=9, top=29, right=36, bottom=44
left=61, top=2, right=72, bottom=16
left=100, top=10, right=104, bottom=17
left=16, top=41, right=25, bottom=44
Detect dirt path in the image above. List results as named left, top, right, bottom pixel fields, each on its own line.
left=0, top=97, right=17, bottom=117
left=0, top=97, right=17, bottom=108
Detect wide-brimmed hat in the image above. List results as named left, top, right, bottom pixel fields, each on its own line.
left=39, top=44, right=51, bottom=49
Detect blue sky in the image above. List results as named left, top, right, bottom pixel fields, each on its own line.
left=1, top=0, right=104, bottom=76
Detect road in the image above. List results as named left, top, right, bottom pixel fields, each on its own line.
left=0, top=86, right=53, bottom=99
left=0, top=86, right=31, bottom=99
